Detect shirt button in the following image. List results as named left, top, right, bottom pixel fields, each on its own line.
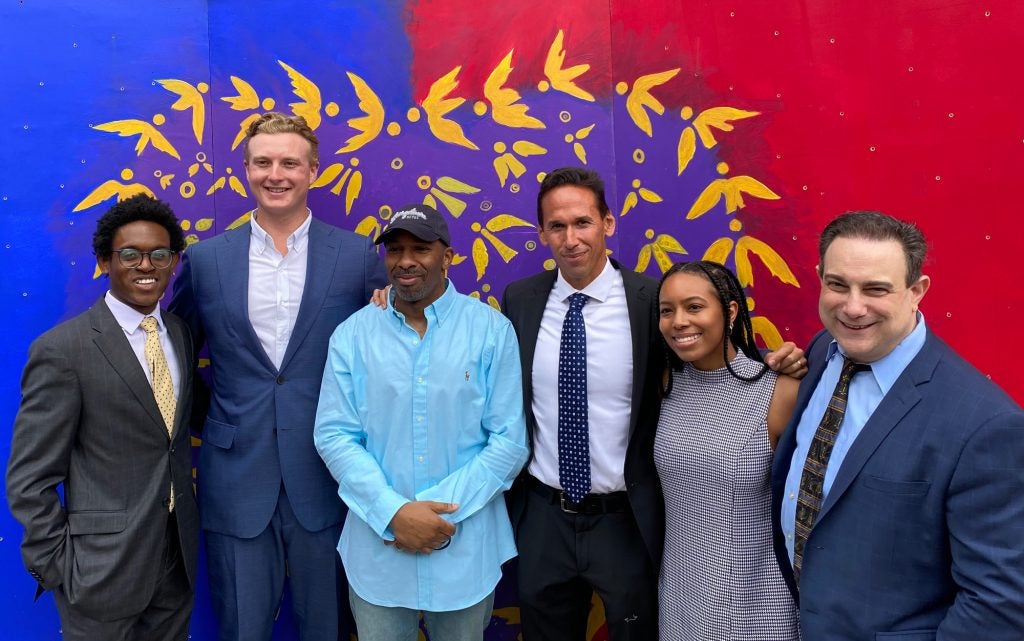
left=417, top=416, right=423, bottom=422
left=417, top=377, right=424, bottom=384
left=411, top=339, right=418, bottom=345
left=418, top=456, right=425, bottom=463
left=789, top=493, right=795, bottom=500
left=786, top=533, right=793, bottom=541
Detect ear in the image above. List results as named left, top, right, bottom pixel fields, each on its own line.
left=727, top=300, right=739, bottom=325
left=909, top=274, right=930, bottom=312
left=603, top=211, right=616, bottom=237
left=443, top=246, right=455, bottom=266
left=309, top=160, right=319, bottom=182
left=97, top=254, right=111, bottom=276
left=537, top=226, right=550, bottom=247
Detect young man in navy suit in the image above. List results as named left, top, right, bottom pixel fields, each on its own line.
left=772, top=211, right=1024, bottom=640
left=170, top=112, right=385, bottom=641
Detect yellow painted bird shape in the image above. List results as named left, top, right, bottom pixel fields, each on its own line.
left=278, top=60, right=321, bottom=129
left=622, top=68, right=680, bottom=137
left=337, top=72, right=384, bottom=153
left=93, top=119, right=181, bottom=160
left=73, top=178, right=155, bottom=212
left=221, top=76, right=261, bottom=111
left=677, top=106, right=760, bottom=174
left=686, top=170, right=780, bottom=220
left=422, top=67, right=478, bottom=150
left=541, top=30, right=594, bottom=102
left=157, top=79, right=207, bottom=144
left=484, top=50, right=544, bottom=129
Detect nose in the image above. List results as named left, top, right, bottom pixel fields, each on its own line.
left=564, top=225, right=579, bottom=247
left=136, top=253, right=156, bottom=271
left=268, top=163, right=284, bottom=181
left=842, top=290, right=868, bottom=318
left=672, top=309, right=689, bottom=328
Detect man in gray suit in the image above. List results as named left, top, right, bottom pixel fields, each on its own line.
left=6, top=194, right=199, bottom=641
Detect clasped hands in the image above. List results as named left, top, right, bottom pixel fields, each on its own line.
left=385, top=500, right=458, bottom=554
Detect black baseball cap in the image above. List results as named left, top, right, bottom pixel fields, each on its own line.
left=375, top=203, right=451, bottom=246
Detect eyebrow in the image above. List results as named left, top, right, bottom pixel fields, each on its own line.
left=823, top=273, right=895, bottom=288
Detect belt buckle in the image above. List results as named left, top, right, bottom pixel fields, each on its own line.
left=559, top=493, right=579, bottom=514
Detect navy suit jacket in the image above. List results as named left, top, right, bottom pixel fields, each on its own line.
left=771, top=328, right=1024, bottom=640
left=169, top=218, right=385, bottom=538
left=501, top=259, right=664, bottom=566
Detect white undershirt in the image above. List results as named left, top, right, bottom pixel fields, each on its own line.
left=528, top=259, right=633, bottom=493
left=104, top=291, right=181, bottom=399
left=248, top=212, right=311, bottom=369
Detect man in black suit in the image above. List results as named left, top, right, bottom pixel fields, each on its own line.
left=6, top=194, right=199, bottom=641
left=502, top=167, right=803, bottom=640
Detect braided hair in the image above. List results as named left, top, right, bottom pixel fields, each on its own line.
left=658, top=260, right=768, bottom=397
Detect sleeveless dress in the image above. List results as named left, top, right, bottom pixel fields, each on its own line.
left=654, top=349, right=798, bottom=640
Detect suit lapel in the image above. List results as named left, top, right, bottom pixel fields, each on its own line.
left=88, top=301, right=168, bottom=437
left=280, top=218, right=336, bottom=371
left=216, top=223, right=276, bottom=372
left=817, top=340, right=938, bottom=520
left=165, top=315, right=191, bottom=439
left=617, top=261, right=653, bottom=432
left=516, top=270, right=556, bottom=437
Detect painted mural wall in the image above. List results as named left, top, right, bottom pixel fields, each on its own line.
left=2, top=1, right=1021, bottom=639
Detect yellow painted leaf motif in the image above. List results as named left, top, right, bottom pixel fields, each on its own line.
left=736, top=236, right=800, bottom=287
left=721, top=175, right=780, bottom=212
left=543, top=30, right=594, bottom=102
left=159, top=174, right=175, bottom=189
left=422, top=193, right=438, bottom=210
left=157, top=79, right=205, bottom=144
left=751, top=316, right=784, bottom=350
left=422, top=67, right=478, bottom=150
left=573, top=141, right=587, bottom=164
left=677, top=126, right=696, bottom=175
left=345, top=170, right=362, bottom=215
left=221, top=76, right=260, bottom=111
left=188, top=163, right=200, bottom=178
left=686, top=180, right=727, bottom=219
left=206, top=176, right=226, bottom=196
left=337, top=72, right=385, bottom=153
left=451, top=253, right=467, bottom=266
left=485, top=295, right=501, bottom=311
left=575, top=124, right=595, bottom=139
left=702, top=237, right=735, bottom=263
left=330, top=168, right=352, bottom=196
left=486, top=214, right=534, bottom=232
left=73, top=180, right=155, bottom=212
left=635, top=245, right=653, bottom=272
left=512, top=140, right=547, bottom=156
left=311, top=163, right=344, bottom=188
left=202, top=163, right=212, bottom=173
left=653, top=246, right=675, bottom=273
left=278, top=60, right=322, bottom=129
left=654, top=233, right=686, bottom=254
left=436, top=176, right=480, bottom=194
left=228, top=175, right=247, bottom=198
left=430, top=188, right=468, bottom=218
left=226, top=211, right=251, bottom=230
left=354, top=215, right=380, bottom=239
left=231, top=114, right=261, bottom=150
left=493, top=156, right=511, bottom=187
left=481, top=229, right=518, bottom=262
left=620, top=191, right=638, bottom=217
left=93, top=119, right=181, bottom=160
left=505, top=155, right=527, bottom=180
left=639, top=187, right=662, bottom=203
left=625, top=68, right=680, bottom=136
left=472, top=237, right=489, bottom=280
left=692, top=107, right=760, bottom=148
left=195, top=218, right=214, bottom=231
left=484, top=50, right=545, bottom=129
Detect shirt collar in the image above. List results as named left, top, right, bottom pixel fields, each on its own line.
left=388, top=279, right=459, bottom=328
left=104, top=291, right=165, bottom=335
left=825, top=312, right=928, bottom=395
left=553, top=257, right=615, bottom=303
left=249, top=209, right=312, bottom=255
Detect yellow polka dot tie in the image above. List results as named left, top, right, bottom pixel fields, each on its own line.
left=141, top=316, right=176, bottom=512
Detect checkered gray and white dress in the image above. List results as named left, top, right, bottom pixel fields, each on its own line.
left=654, top=349, right=799, bottom=640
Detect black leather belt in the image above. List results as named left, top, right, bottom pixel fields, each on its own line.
left=528, top=477, right=629, bottom=515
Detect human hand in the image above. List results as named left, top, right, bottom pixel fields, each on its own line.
left=387, top=501, right=458, bottom=554
left=370, top=285, right=391, bottom=309
left=765, top=341, right=808, bottom=379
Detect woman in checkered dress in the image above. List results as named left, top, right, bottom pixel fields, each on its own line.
left=654, top=261, right=800, bottom=640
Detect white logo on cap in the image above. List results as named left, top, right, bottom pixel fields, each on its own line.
left=391, top=208, right=427, bottom=221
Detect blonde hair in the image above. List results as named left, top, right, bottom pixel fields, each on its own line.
left=243, top=112, right=319, bottom=164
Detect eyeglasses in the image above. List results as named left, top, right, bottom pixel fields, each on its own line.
left=111, top=248, right=177, bottom=269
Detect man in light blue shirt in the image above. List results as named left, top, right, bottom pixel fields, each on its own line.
left=314, top=203, right=529, bottom=641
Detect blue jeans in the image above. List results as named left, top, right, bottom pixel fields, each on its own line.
left=349, top=587, right=495, bottom=641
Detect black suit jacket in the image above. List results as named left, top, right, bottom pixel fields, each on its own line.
left=501, top=259, right=664, bottom=565
left=5, top=299, right=199, bottom=621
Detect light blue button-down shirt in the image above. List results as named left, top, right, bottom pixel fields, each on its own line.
left=314, top=281, right=529, bottom=611
left=782, top=314, right=928, bottom=561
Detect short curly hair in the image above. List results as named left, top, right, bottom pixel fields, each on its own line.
left=242, top=111, right=320, bottom=165
left=92, top=194, right=185, bottom=257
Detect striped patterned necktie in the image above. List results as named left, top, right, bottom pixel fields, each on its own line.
left=141, top=316, right=177, bottom=512
left=793, top=356, right=869, bottom=583
left=557, top=292, right=590, bottom=504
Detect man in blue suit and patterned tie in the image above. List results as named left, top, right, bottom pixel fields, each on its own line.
left=169, top=112, right=386, bottom=641
left=772, top=211, right=1024, bottom=640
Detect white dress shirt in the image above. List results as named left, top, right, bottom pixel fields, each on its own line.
left=104, top=291, right=181, bottom=399
left=248, top=212, right=311, bottom=369
left=528, top=259, right=633, bottom=493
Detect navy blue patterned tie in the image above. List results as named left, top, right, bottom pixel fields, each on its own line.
left=558, top=292, right=590, bottom=504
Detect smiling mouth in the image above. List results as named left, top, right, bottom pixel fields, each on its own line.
left=265, top=186, right=289, bottom=194
left=839, top=320, right=874, bottom=330
left=135, top=277, right=158, bottom=285
left=671, top=333, right=702, bottom=344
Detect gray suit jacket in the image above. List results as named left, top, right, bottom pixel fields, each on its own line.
left=5, top=299, right=199, bottom=621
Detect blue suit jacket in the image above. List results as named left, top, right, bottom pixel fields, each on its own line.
left=169, top=218, right=386, bottom=538
left=771, top=329, right=1024, bottom=640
